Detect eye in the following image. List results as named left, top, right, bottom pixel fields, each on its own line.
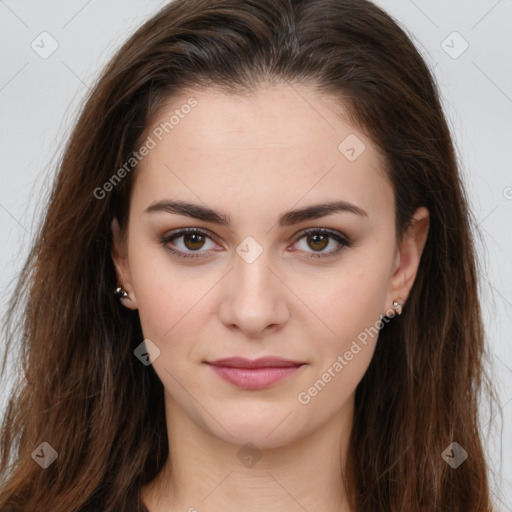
left=290, top=228, right=351, bottom=259
left=160, top=227, right=352, bottom=261
left=160, top=228, right=218, bottom=260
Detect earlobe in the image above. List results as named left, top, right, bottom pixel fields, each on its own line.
left=387, top=206, right=430, bottom=308
left=111, top=217, right=137, bottom=309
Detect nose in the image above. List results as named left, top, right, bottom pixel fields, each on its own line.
left=218, top=250, right=290, bottom=339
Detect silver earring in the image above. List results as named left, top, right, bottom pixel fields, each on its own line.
left=393, top=300, right=402, bottom=315
left=114, top=286, right=129, bottom=300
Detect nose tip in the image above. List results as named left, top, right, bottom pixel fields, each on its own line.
left=220, top=300, right=286, bottom=338
left=218, top=261, right=290, bottom=338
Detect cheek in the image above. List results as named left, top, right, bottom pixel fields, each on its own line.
left=293, top=248, right=392, bottom=401
left=296, top=280, right=386, bottom=413
left=127, top=241, right=204, bottom=343
left=293, top=255, right=391, bottom=343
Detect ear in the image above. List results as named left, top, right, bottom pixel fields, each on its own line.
left=111, top=217, right=138, bottom=309
left=385, top=206, right=430, bottom=312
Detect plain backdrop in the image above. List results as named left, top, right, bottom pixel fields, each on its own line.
left=0, top=0, right=511, bottom=509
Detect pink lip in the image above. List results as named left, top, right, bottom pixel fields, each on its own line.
left=205, top=356, right=306, bottom=390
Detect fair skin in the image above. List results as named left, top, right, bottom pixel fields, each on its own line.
left=111, top=83, right=429, bottom=512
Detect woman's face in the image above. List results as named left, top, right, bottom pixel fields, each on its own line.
left=112, top=83, right=428, bottom=449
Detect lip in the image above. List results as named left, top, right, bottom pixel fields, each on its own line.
left=205, top=356, right=306, bottom=390
left=207, top=356, right=305, bottom=368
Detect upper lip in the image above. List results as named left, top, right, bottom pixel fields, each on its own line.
left=206, top=356, right=305, bottom=368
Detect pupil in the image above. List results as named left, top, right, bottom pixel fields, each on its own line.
left=186, top=233, right=204, bottom=250
left=309, top=234, right=327, bottom=251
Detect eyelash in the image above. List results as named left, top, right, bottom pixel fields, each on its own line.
left=160, top=227, right=352, bottom=261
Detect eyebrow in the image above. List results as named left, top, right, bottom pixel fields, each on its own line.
left=144, top=199, right=368, bottom=226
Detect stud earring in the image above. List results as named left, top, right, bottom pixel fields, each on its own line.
left=393, top=300, right=402, bottom=315
left=114, top=286, right=129, bottom=301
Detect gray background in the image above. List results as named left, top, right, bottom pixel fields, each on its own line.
left=0, top=1, right=510, bottom=509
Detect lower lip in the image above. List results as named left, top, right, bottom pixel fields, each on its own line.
left=206, top=364, right=304, bottom=390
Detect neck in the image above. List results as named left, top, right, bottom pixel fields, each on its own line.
left=141, top=391, right=355, bottom=512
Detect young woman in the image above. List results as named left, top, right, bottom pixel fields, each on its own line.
left=0, top=0, right=499, bottom=510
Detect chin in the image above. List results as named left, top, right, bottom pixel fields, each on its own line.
left=204, top=408, right=307, bottom=450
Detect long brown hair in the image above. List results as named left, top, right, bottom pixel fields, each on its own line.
left=0, top=0, right=500, bottom=510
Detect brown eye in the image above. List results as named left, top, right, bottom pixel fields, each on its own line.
left=306, top=233, right=329, bottom=252
left=182, top=232, right=207, bottom=251
left=160, top=227, right=351, bottom=261
left=292, top=228, right=351, bottom=259
left=160, top=228, right=217, bottom=260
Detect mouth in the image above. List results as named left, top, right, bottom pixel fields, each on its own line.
left=204, top=356, right=306, bottom=390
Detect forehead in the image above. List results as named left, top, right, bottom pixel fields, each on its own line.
left=131, top=84, right=392, bottom=222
